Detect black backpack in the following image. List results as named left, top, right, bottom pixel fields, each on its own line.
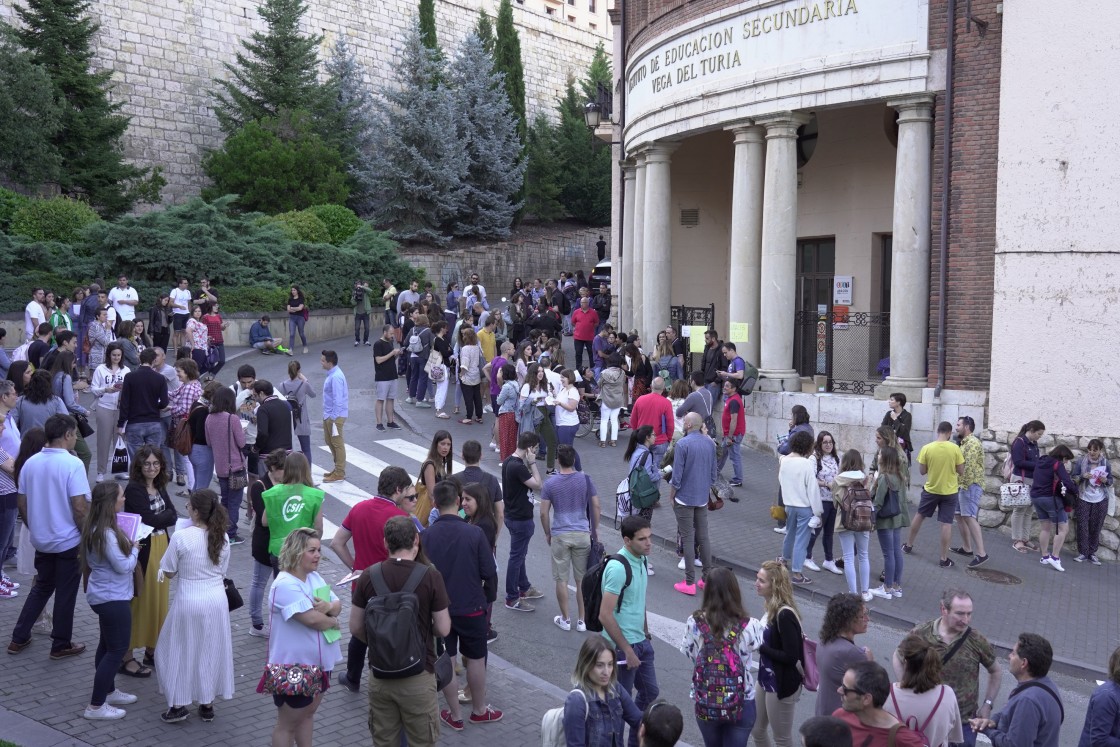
left=364, top=563, right=429, bottom=679
left=581, top=554, right=632, bottom=633
left=285, top=381, right=304, bottom=426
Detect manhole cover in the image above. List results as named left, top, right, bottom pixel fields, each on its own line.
left=964, top=567, right=1022, bottom=585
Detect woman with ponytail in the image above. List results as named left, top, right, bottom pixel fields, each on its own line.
left=154, top=489, right=234, bottom=724
left=80, top=481, right=139, bottom=720
left=888, top=633, right=963, bottom=746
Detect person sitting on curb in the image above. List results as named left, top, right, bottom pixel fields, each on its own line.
left=248, top=315, right=288, bottom=356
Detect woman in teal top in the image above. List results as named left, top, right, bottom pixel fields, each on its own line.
left=261, top=452, right=324, bottom=572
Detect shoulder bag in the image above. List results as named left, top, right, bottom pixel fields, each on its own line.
left=226, top=417, right=249, bottom=491
left=942, top=626, right=972, bottom=664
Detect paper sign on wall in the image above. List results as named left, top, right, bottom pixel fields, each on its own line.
left=681, top=327, right=690, bottom=337
left=689, top=327, right=706, bottom=353
left=729, top=322, right=749, bottom=343
left=833, top=276, right=853, bottom=306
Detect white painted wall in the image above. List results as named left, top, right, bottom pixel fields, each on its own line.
left=988, top=0, right=1120, bottom=436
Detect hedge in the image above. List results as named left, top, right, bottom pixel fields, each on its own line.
left=9, top=196, right=101, bottom=243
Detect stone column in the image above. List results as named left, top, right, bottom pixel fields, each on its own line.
left=756, top=112, right=810, bottom=391
left=619, top=161, right=637, bottom=333
left=879, top=95, right=934, bottom=401
left=726, top=123, right=766, bottom=365
left=630, top=150, right=648, bottom=334
left=641, top=142, right=679, bottom=339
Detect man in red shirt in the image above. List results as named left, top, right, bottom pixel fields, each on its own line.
left=833, top=661, right=926, bottom=746
left=719, top=379, right=745, bottom=488
left=330, top=465, right=417, bottom=692
left=571, top=296, right=600, bottom=372
left=629, top=376, right=674, bottom=469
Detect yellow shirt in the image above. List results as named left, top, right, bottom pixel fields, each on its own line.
left=918, top=439, right=964, bottom=495
left=478, top=328, right=496, bottom=362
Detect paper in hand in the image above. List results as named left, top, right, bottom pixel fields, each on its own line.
left=335, top=570, right=361, bottom=587
left=314, top=585, right=341, bottom=643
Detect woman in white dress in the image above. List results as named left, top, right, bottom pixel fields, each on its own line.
left=262, top=527, right=342, bottom=747
left=155, top=489, right=234, bottom=724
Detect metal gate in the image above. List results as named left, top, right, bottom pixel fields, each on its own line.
left=794, top=309, right=890, bottom=395
left=670, top=303, right=715, bottom=377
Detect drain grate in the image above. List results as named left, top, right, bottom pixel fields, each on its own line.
left=964, top=567, right=1022, bottom=585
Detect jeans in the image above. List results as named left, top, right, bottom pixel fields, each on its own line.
left=217, top=476, right=244, bottom=539
left=249, top=559, right=272, bottom=628
left=673, top=504, right=712, bottom=584
left=354, top=313, right=370, bottom=343
left=616, top=638, right=659, bottom=747
left=717, top=434, right=743, bottom=483
left=76, top=323, right=88, bottom=368
left=208, top=342, right=226, bottom=378
left=806, top=501, right=836, bottom=561
left=288, top=314, right=307, bottom=349
left=407, top=357, right=429, bottom=401
left=12, top=544, right=81, bottom=650
left=90, top=600, right=131, bottom=707
left=94, top=406, right=119, bottom=475
left=296, top=435, right=312, bottom=470
left=160, top=413, right=175, bottom=479
left=536, top=408, right=558, bottom=470
left=0, top=493, right=17, bottom=563
left=504, top=517, right=535, bottom=603
left=840, top=531, right=871, bottom=594
left=574, top=339, right=593, bottom=370
left=877, top=527, right=905, bottom=587
left=696, top=698, right=756, bottom=747
left=555, top=424, right=578, bottom=450
left=651, top=442, right=668, bottom=472
left=781, top=506, right=814, bottom=573
left=346, top=634, right=368, bottom=686
left=190, top=444, right=214, bottom=491
left=951, top=723, right=977, bottom=747
left=124, top=421, right=164, bottom=463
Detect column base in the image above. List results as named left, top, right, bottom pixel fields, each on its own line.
left=875, top=377, right=927, bottom=402
left=758, top=370, right=803, bottom=392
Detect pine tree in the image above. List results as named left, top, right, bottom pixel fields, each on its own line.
left=476, top=10, right=495, bottom=57
left=449, top=32, right=525, bottom=239
left=211, top=0, right=327, bottom=134
left=418, top=0, right=439, bottom=53
left=523, top=113, right=564, bottom=222
left=324, top=37, right=377, bottom=215
left=555, top=79, right=611, bottom=225
left=582, top=42, right=612, bottom=103
left=12, top=0, right=163, bottom=217
left=494, top=0, right=526, bottom=140
left=0, top=24, right=62, bottom=187
left=364, top=22, right=466, bottom=246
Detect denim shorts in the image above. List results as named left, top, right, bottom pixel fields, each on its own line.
left=1032, top=496, right=1068, bottom=524
left=956, top=484, right=982, bottom=518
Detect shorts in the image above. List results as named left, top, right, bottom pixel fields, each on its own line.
left=271, top=671, right=330, bottom=708
left=446, top=613, right=488, bottom=660
left=957, top=484, right=982, bottom=518
left=918, top=490, right=957, bottom=524
left=550, top=531, right=591, bottom=582
left=1033, top=496, right=1068, bottom=524
left=252, top=341, right=270, bottom=350
left=375, top=380, right=396, bottom=401
left=172, top=314, right=188, bottom=331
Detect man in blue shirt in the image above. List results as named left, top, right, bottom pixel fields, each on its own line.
left=321, top=350, right=349, bottom=482
left=540, top=445, right=599, bottom=631
left=669, top=412, right=717, bottom=596
left=248, top=315, right=284, bottom=355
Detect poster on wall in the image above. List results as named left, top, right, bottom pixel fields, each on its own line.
left=729, top=322, right=749, bottom=343
left=833, top=276, right=853, bottom=306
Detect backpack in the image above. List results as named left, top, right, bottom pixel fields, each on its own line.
left=541, top=689, right=588, bottom=747
left=407, top=331, right=424, bottom=353
left=11, top=342, right=30, bottom=363
left=285, top=381, right=304, bottom=426
left=839, top=481, right=875, bottom=532
left=364, top=563, right=430, bottom=680
left=889, top=683, right=945, bottom=746
left=735, top=358, right=759, bottom=396
left=627, top=452, right=661, bottom=510
left=1000, top=442, right=1017, bottom=480
left=581, top=554, right=632, bottom=633
left=692, top=618, right=746, bottom=721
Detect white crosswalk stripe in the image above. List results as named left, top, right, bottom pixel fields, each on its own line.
left=377, top=438, right=466, bottom=473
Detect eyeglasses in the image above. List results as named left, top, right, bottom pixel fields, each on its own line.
left=403, top=493, right=418, bottom=502
left=141, top=461, right=162, bottom=468
left=839, top=685, right=865, bottom=696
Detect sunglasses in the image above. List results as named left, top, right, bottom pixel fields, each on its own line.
left=840, top=685, right=865, bottom=696
left=403, top=493, right=418, bottom=502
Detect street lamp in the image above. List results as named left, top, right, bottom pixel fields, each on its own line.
left=583, top=102, right=603, bottom=129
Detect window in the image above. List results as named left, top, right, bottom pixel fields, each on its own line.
left=589, top=0, right=596, bottom=10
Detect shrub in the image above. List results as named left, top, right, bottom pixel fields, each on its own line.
left=207, top=285, right=293, bottom=314
left=0, top=188, right=30, bottom=233
left=264, top=210, right=331, bottom=244
left=303, top=204, right=363, bottom=245
left=9, top=196, right=101, bottom=243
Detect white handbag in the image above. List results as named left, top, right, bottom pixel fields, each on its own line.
left=999, top=482, right=1031, bottom=509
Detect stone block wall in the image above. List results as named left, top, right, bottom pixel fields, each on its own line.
left=0, top=0, right=611, bottom=207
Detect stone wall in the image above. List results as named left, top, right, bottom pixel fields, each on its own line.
left=0, top=0, right=611, bottom=207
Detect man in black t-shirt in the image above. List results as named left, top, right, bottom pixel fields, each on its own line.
left=372, top=324, right=402, bottom=432
left=501, top=432, right=543, bottom=612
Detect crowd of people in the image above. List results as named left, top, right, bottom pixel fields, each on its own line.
left=2, top=269, right=1118, bottom=747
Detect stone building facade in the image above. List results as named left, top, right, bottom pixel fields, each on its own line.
left=603, top=0, right=1120, bottom=554
left=0, top=0, right=611, bottom=205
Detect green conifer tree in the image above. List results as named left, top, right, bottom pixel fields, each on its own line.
left=555, top=79, right=610, bottom=225
left=418, top=0, right=439, bottom=53
left=494, top=0, right=526, bottom=140
left=523, top=113, right=564, bottom=222
left=476, top=10, right=495, bottom=57
left=0, top=24, right=62, bottom=187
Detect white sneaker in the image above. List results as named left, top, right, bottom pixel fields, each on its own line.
left=803, top=559, right=821, bottom=572
left=84, top=703, right=126, bottom=720
left=1074, top=554, right=1087, bottom=563
left=861, top=591, right=874, bottom=603
left=694, top=558, right=703, bottom=567
left=1049, top=557, right=1065, bottom=572
left=483, top=405, right=493, bottom=414
left=96, top=473, right=105, bottom=482
left=553, top=615, right=571, bottom=631
left=576, top=620, right=587, bottom=633
left=821, top=560, right=843, bottom=575
left=1040, top=556, right=1055, bottom=568
left=249, top=625, right=270, bottom=638
left=106, top=689, right=138, bottom=705
left=677, top=558, right=686, bottom=570
left=773, top=526, right=787, bottom=534
left=405, top=397, right=416, bottom=404
left=489, top=442, right=498, bottom=451
left=647, top=563, right=655, bottom=576
left=869, top=585, right=893, bottom=599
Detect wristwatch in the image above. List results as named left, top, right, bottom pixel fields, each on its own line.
left=983, top=699, right=993, bottom=707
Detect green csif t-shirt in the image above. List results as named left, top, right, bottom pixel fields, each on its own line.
left=262, top=483, right=325, bottom=555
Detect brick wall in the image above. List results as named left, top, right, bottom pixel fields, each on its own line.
left=625, top=0, right=740, bottom=51
left=926, top=0, right=1001, bottom=391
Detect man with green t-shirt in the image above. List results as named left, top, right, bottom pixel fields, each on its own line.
left=905, top=421, right=964, bottom=568
left=261, top=481, right=325, bottom=565
left=600, top=515, right=656, bottom=747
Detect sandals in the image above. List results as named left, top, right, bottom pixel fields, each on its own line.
left=1012, top=541, right=1030, bottom=553
left=119, top=658, right=153, bottom=678
left=459, top=419, right=473, bottom=425
left=475, top=418, right=484, bottom=424
left=143, top=651, right=155, bottom=668
left=436, top=412, right=450, bottom=419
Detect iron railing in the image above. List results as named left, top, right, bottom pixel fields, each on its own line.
left=670, top=303, right=715, bottom=377
left=794, top=309, right=890, bottom=395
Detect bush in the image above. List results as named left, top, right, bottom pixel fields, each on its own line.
left=204, top=285, right=293, bottom=314
left=303, top=204, right=363, bottom=246
left=0, top=188, right=30, bottom=233
left=264, top=211, right=331, bottom=243
left=9, top=196, right=101, bottom=243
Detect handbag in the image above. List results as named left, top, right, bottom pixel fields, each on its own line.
left=74, top=412, right=94, bottom=438
left=434, top=636, right=454, bottom=691
left=879, top=484, right=901, bottom=519
left=999, top=482, right=1031, bottom=509
left=708, top=478, right=731, bottom=511
left=171, top=416, right=194, bottom=456
left=225, top=418, right=249, bottom=490
left=425, top=348, right=446, bottom=383
left=111, top=436, right=130, bottom=474
left=260, top=662, right=324, bottom=697
left=224, top=577, right=244, bottom=611
left=770, top=504, right=787, bottom=522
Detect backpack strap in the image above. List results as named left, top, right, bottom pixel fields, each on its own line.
left=886, top=723, right=901, bottom=747
left=369, top=563, right=391, bottom=597
left=607, top=555, right=632, bottom=613
left=400, top=562, right=429, bottom=595
left=1013, top=680, right=1065, bottom=723
left=941, top=626, right=972, bottom=665
left=918, top=685, right=946, bottom=736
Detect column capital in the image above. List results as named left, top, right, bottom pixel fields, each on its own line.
left=642, top=141, right=680, bottom=164
left=888, top=94, right=935, bottom=123
left=622, top=160, right=637, bottom=179
left=727, top=122, right=765, bottom=145
left=754, top=111, right=812, bottom=139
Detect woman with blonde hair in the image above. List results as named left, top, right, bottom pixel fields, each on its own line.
left=889, top=633, right=963, bottom=746
left=278, top=359, right=317, bottom=467
left=261, top=452, right=325, bottom=571
left=561, top=635, right=643, bottom=746
left=751, top=560, right=804, bottom=747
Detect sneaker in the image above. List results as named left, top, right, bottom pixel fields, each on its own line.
left=950, top=546, right=974, bottom=557
left=405, top=397, right=416, bottom=404
left=161, top=706, right=190, bottom=723
left=803, top=559, right=821, bottom=572
left=821, top=560, right=843, bottom=575
left=0, top=573, right=16, bottom=588
left=938, top=558, right=954, bottom=568
left=486, top=628, right=499, bottom=644
left=1090, top=555, right=1102, bottom=566
left=729, top=480, right=743, bottom=487
left=354, top=341, right=360, bottom=347
left=228, top=536, right=245, bottom=546
left=489, top=441, right=498, bottom=451
left=0, top=586, right=16, bottom=600
left=553, top=615, right=571, bottom=631
left=576, top=620, right=587, bottom=633
left=891, top=587, right=903, bottom=598
left=967, top=554, right=990, bottom=568
left=376, top=424, right=386, bottom=432
left=84, top=703, right=127, bottom=720
left=791, top=575, right=812, bottom=586
left=415, top=401, right=432, bottom=408
left=106, top=689, right=138, bottom=705
left=674, top=581, right=697, bottom=596
left=902, top=544, right=913, bottom=554
left=504, top=599, right=534, bottom=612
left=869, top=585, right=892, bottom=599
left=521, top=587, right=545, bottom=600
left=364, top=341, right=372, bottom=346
left=249, top=625, right=269, bottom=638
left=698, top=579, right=706, bottom=590
left=773, top=526, right=787, bottom=534
left=1049, top=557, right=1065, bottom=572
left=1040, top=555, right=1055, bottom=568
left=49, top=643, right=86, bottom=660
left=1074, top=554, right=1088, bottom=563
left=96, top=473, right=105, bottom=482
left=199, top=704, right=215, bottom=722
left=646, top=563, right=655, bottom=577
left=337, top=672, right=359, bottom=693
left=861, top=591, right=874, bottom=602
left=386, top=422, right=402, bottom=430
left=469, top=706, right=503, bottom=724
left=483, top=405, right=493, bottom=414
left=440, top=710, right=465, bottom=731
left=302, top=347, right=308, bottom=354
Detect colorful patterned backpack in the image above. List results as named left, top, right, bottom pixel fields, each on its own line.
left=692, top=618, right=745, bottom=721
